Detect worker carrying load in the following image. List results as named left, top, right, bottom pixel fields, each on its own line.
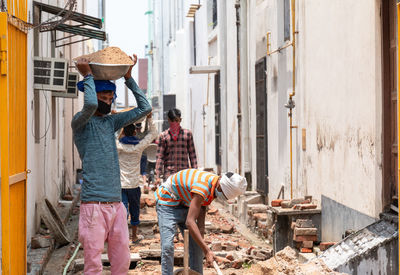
left=154, top=169, right=247, bottom=275
left=72, top=48, right=152, bottom=274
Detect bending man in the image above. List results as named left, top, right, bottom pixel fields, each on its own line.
left=154, top=169, right=247, bottom=275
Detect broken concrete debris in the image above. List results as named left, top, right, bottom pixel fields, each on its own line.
left=248, top=246, right=348, bottom=275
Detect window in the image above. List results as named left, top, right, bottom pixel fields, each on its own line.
left=284, top=0, right=290, bottom=41
left=212, top=0, right=218, bottom=29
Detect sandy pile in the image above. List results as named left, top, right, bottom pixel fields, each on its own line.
left=74, top=47, right=133, bottom=65
left=246, top=247, right=347, bottom=275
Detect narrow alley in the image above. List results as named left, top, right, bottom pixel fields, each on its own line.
left=0, top=0, right=399, bottom=274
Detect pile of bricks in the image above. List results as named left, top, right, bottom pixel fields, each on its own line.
left=271, top=197, right=317, bottom=210
left=292, top=219, right=318, bottom=253
left=246, top=204, right=274, bottom=242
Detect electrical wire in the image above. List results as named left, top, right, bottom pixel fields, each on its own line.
left=30, top=90, right=52, bottom=141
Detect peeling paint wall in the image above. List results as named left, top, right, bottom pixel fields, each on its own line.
left=298, top=0, right=383, bottom=240
left=248, top=0, right=384, bottom=240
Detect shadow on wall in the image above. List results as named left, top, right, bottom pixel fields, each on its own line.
left=321, top=195, right=376, bottom=242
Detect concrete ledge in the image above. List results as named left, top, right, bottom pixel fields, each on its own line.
left=27, top=247, right=54, bottom=275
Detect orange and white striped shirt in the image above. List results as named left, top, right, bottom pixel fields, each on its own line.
left=154, top=169, right=219, bottom=207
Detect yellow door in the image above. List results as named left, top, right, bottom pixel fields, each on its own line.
left=397, top=1, right=400, bottom=205
left=0, top=0, right=27, bottom=273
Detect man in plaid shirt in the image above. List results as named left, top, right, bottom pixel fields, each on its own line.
left=155, top=108, right=198, bottom=184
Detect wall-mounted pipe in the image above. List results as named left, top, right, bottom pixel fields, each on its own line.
left=202, top=57, right=212, bottom=168
left=289, top=0, right=296, bottom=199
left=235, top=1, right=242, bottom=175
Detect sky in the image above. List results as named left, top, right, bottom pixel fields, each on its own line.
left=88, top=0, right=149, bottom=107
left=106, top=0, right=149, bottom=107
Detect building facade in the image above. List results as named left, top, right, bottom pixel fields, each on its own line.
left=152, top=0, right=398, bottom=243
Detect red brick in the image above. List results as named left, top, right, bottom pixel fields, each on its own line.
left=300, top=248, right=313, bottom=253
left=220, top=224, right=234, bottom=234
left=232, top=259, right=243, bottom=269
left=253, top=213, right=268, bottom=221
left=320, top=242, right=336, bottom=251
left=215, top=256, right=231, bottom=264
left=302, top=241, right=314, bottom=248
left=293, top=235, right=317, bottom=242
left=145, top=198, right=156, bottom=207
left=294, top=227, right=318, bottom=236
left=226, top=253, right=235, bottom=261
left=271, top=199, right=283, bottom=207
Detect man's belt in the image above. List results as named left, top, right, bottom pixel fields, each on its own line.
left=81, top=201, right=120, bottom=204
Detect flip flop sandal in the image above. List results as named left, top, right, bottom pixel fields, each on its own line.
left=131, top=235, right=144, bottom=244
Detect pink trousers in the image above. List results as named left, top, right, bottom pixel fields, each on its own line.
left=79, top=202, right=130, bottom=275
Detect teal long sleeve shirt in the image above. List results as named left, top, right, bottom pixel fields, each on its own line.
left=72, top=76, right=152, bottom=202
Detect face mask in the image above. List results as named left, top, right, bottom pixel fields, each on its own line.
left=215, top=188, right=227, bottom=201
left=97, top=100, right=111, bottom=114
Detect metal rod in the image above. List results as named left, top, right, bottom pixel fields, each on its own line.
left=52, top=33, right=77, bottom=42
left=267, top=41, right=292, bottom=56
left=289, top=0, right=296, bottom=199
left=289, top=0, right=296, bottom=98
left=55, top=37, right=91, bottom=48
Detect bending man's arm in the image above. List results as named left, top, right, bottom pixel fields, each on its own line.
left=71, top=76, right=98, bottom=131
left=186, top=194, right=215, bottom=265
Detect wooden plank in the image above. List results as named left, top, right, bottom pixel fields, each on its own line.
left=74, top=253, right=141, bottom=267
left=9, top=171, right=26, bottom=185
left=184, top=230, right=189, bottom=275
left=139, top=249, right=184, bottom=259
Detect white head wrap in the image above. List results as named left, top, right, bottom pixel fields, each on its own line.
left=219, top=172, right=247, bottom=200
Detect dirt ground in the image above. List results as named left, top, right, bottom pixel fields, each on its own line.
left=47, top=192, right=272, bottom=274
left=44, top=191, right=348, bottom=275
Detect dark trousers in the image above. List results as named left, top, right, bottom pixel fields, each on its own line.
left=121, top=187, right=141, bottom=226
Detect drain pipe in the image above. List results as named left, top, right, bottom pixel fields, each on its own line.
left=202, top=57, right=212, bottom=168
left=288, top=0, right=297, bottom=199
left=235, top=1, right=242, bottom=175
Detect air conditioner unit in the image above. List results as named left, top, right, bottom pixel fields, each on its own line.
left=33, top=57, right=68, bottom=91
left=52, top=72, right=80, bottom=98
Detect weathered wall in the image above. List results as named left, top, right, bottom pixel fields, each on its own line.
left=297, top=0, right=383, bottom=240
left=26, top=0, right=86, bottom=243
left=248, top=0, right=383, bottom=240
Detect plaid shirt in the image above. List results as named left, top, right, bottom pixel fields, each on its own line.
left=156, top=128, right=198, bottom=179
